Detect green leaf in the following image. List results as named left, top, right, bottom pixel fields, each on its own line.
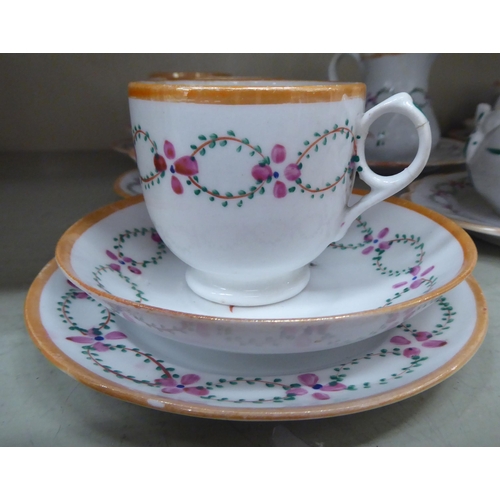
left=198, top=135, right=207, bottom=140
left=227, top=130, right=235, bottom=136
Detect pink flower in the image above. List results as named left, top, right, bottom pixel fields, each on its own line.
left=151, top=231, right=163, bottom=244
left=271, top=144, right=286, bottom=163
left=163, top=140, right=176, bottom=159
left=171, top=175, right=183, bottom=194
left=174, top=156, right=199, bottom=176
left=105, top=250, right=141, bottom=274
left=155, top=374, right=209, bottom=396
left=390, top=335, right=411, bottom=345
left=67, top=329, right=127, bottom=351
left=251, top=164, right=273, bottom=181
left=392, top=265, right=435, bottom=290
left=403, top=347, right=421, bottom=358
left=286, top=373, right=346, bottom=400
left=284, top=163, right=301, bottom=181
left=273, top=181, right=287, bottom=198
left=361, top=228, right=391, bottom=254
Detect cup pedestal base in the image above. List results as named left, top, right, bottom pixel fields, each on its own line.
left=185, top=265, right=311, bottom=307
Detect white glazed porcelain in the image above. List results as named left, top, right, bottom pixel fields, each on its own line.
left=329, top=53, right=441, bottom=162
left=25, top=260, right=488, bottom=421
left=465, top=102, right=500, bottom=215
left=128, top=80, right=432, bottom=306
left=55, top=192, right=477, bottom=355
left=402, top=172, right=500, bottom=245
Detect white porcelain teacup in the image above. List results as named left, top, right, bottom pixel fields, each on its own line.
left=128, top=80, right=431, bottom=306
left=465, top=101, right=500, bottom=214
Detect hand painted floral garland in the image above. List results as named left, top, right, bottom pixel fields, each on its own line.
left=132, top=123, right=359, bottom=207
left=62, top=279, right=452, bottom=404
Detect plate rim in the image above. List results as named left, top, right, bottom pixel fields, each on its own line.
left=25, top=259, right=488, bottom=421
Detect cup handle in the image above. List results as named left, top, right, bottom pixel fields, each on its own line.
left=338, top=92, right=432, bottom=241
left=328, top=53, right=361, bottom=81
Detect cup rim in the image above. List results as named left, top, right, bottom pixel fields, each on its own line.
left=128, top=80, right=366, bottom=104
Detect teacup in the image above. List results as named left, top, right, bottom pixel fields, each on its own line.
left=128, top=80, right=431, bottom=306
left=465, top=101, right=500, bottom=214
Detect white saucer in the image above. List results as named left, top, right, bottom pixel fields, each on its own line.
left=25, top=260, right=488, bottom=421
left=113, top=138, right=466, bottom=197
left=403, top=172, right=500, bottom=245
left=55, top=192, right=476, bottom=354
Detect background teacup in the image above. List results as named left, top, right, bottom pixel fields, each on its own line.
left=128, top=80, right=432, bottom=306
left=328, top=53, right=440, bottom=163
left=465, top=101, right=500, bottom=214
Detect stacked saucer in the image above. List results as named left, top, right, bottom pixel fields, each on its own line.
left=25, top=190, right=487, bottom=420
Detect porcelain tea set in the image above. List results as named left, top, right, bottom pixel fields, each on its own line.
left=25, top=67, right=488, bottom=421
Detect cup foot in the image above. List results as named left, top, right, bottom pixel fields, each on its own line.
left=185, top=265, right=311, bottom=307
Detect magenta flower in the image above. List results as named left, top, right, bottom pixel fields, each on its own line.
left=67, top=329, right=127, bottom=351
left=155, top=374, right=209, bottom=396
left=390, top=331, right=447, bottom=357
left=286, top=373, right=346, bottom=400
left=362, top=227, right=391, bottom=254
left=271, top=144, right=286, bottom=163
left=171, top=175, right=183, bottom=194
left=106, top=250, right=141, bottom=274
left=174, top=155, right=199, bottom=176
left=392, top=265, right=435, bottom=290
left=251, top=164, right=273, bottom=181
left=284, top=163, right=301, bottom=181
left=151, top=231, right=163, bottom=244
left=163, top=140, right=176, bottom=159
left=273, top=181, right=287, bottom=198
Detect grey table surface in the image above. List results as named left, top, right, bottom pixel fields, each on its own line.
left=1, top=151, right=499, bottom=447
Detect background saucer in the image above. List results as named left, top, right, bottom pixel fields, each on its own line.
left=25, top=260, right=488, bottom=421
left=402, top=172, right=500, bottom=245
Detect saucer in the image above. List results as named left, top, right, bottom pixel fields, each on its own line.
left=403, top=172, right=500, bottom=245
left=367, top=138, right=465, bottom=170
left=112, top=138, right=465, bottom=195
left=55, top=191, right=476, bottom=354
left=114, top=169, right=142, bottom=198
left=25, top=260, right=488, bottom=421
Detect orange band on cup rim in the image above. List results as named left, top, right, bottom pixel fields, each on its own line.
left=128, top=80, right=366, bottom=104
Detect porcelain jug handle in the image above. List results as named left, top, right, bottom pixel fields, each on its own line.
left=328, top=53, right=361, bottom=81
left=337, top=92, right=432, bottom=241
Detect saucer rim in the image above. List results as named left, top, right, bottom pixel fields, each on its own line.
left=403, top=172, right=500, bottom=237
left=55, top=189, right=477, bottom=325
left=25, top=259, right=488, bottom=421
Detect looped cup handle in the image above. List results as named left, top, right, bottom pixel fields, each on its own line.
left=337, top=92, right=432, bottom=241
